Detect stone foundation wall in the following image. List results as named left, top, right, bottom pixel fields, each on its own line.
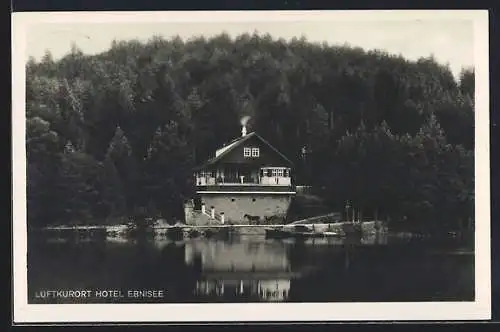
left=199, top=194, right=293, bottom=224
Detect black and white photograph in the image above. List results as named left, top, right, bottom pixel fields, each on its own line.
left=12, top=10, right=490, bottom=323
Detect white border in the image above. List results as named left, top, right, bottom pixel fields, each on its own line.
left=12, top=10, right=490, bottom=323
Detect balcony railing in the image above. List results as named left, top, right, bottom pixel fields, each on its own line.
left=196, top=176, right=292, bottom=187
left=216, top=176, right=259, bottom=184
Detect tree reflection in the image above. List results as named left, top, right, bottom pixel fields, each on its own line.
left=28, top=235, right=474, bottom=303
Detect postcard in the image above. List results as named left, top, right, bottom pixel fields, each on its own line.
left=12, top=9, right=490, bottom=323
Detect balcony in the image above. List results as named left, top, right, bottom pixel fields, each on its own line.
left=196, top=184, right=295, bottom=193
left=196, top=176, right=291, bottom=186
left=195, top=167, right=294, bottom=193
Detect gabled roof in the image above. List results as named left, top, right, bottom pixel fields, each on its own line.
left=194, top=132, right=294, bottom=170
left=215, top=137, right=241, bottom=157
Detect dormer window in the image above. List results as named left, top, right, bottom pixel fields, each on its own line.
left=244, top=147, right=259, bottom=158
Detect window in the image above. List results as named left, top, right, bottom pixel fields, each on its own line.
left=244, top=147, right=259, bottom=158
left=270, top=168, right=285, bottom=177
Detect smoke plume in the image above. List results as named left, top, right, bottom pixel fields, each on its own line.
left=240, top=116, right=251, bottom=126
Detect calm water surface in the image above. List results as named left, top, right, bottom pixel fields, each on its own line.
left=28, top=233, right=474, bottom=303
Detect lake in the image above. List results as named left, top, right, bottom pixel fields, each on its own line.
left=27, top=233, right=474, bottom=303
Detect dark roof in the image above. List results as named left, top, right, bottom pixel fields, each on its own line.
left=194, top=132, right=294, bottom=170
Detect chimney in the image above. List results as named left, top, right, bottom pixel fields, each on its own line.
left=240, top=116, right=250, bottom=136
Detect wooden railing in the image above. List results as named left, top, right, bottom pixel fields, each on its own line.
left=196, top=176, right=291, bottom=186
left=215, top=177, right=259, bottom=184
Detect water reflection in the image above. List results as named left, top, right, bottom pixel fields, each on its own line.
left=183, top=234, right=392, bottom=302
left=185, top=238, right=290, bottom=272
left=184, top=238, right=293, bottom=302
left=27, top=233, right=474, bottom=303
left=194, top=279, right=290, bottom=302
left=258, top=279, right=290, bottom=302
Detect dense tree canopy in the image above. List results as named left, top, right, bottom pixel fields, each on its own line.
left=25, top=33, right=474, bottom=232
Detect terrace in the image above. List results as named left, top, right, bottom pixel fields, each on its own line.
left=195, top=166, right=293, bottom=188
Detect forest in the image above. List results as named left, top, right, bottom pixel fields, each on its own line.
left=25, top=32, right=475, bottom=234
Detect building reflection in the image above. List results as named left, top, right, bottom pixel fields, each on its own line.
left=185, top=239, right=292, bottom=302
left=361, top=233, right=388, bottom=245
left=185, top=239, right=290, bottom=272
left=194, top=278, right=290, bottom=302
left=258, top=279, right=290, bottom=301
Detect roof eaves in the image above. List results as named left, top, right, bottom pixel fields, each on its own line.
left=253, top=133, right=294, bottom=166
left=193, top=132, right=294, bottom=170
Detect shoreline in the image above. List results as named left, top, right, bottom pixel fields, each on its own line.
left=30, top=221, right=473, bottom=244
left=35, top=220, right=387, bottom=236
left=29, top=223, right=475, bottom=252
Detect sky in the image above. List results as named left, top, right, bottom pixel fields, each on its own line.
left=25, top=18, right=474, bottom=78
